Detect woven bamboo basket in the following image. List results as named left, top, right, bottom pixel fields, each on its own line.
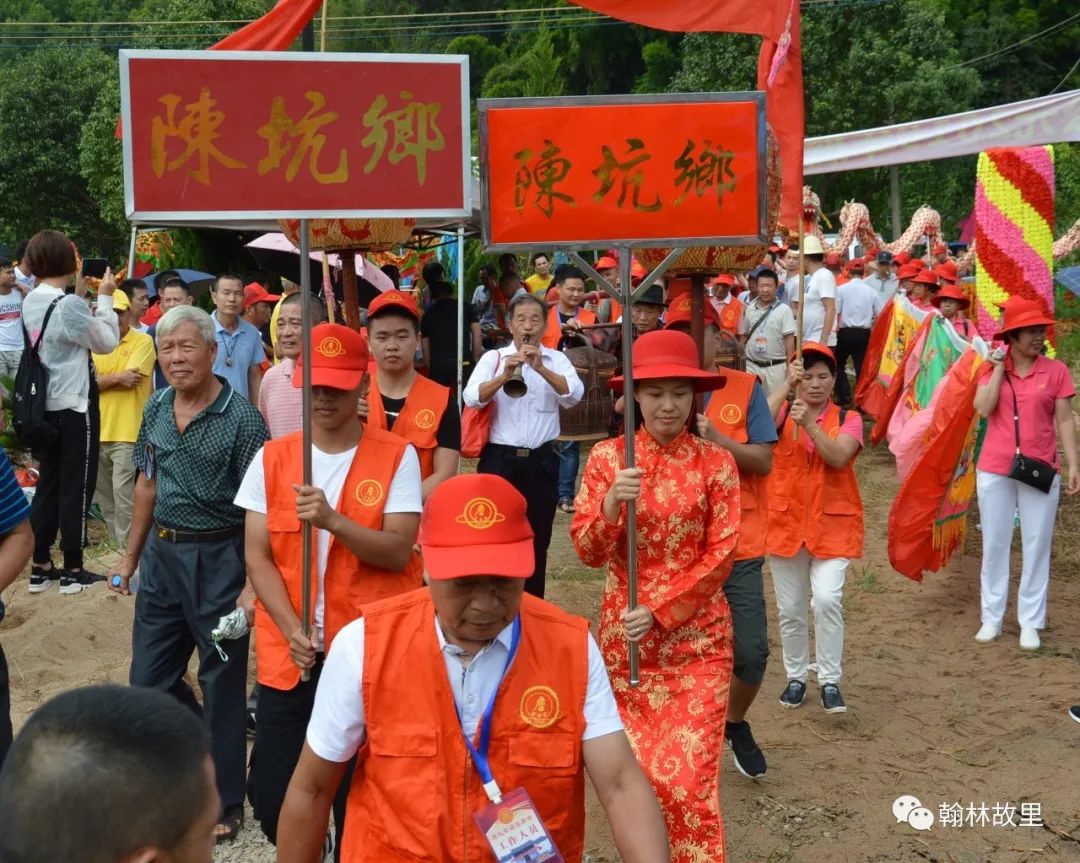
left=279, top=218, right=416, bottom=251
left=558, top=338, right=619, bottom=441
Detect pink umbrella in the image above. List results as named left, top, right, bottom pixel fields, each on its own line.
left=245, top=233, right=395, bottom=294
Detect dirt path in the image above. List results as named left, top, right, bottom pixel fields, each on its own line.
left=4, top=442, right=1080, bottom=862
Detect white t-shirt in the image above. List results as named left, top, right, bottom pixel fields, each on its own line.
left=234, top=442, right=422, bottom=636
left=796, top=268, right=837, bottom=345
left=0, top=290, right=23, bottom=352
left=307, top=615, right=625, bottom=763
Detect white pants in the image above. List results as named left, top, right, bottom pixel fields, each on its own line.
left=976, top=470, right=1060, bottom=629
left=768, top=549, right=849, bottom=685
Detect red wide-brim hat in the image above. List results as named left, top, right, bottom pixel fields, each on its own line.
left=930, top=284, right=970, bottom=309
left=610, top=330, right=727, bottom=393
left=993, top=298, right=1055, bottom=340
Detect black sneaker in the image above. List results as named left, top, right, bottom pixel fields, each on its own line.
left=59, top=570, right=106, bottom=596
left=725, top=720, right=767, bottom=778
left=779, top=680, right=806, bottom=709
left=1069, top=706, right=1080, bottom=725
left=821, top=683, right=848, bottom=714
left=28, top=565, right=58, bottom=594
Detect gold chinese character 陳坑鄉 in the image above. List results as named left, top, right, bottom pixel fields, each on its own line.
left=150, top=88, right=246, bottom=186
left=514, top=140, right=574, bottom=218
left=673, top=139, right=736, bottom=206
left=592, top=138, right=662, bottom=213
left=256, top=91, right=348, bottom=184
left=360, top=91, right=445, bottom=185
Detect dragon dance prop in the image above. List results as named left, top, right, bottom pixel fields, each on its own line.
left=888, top=341, right=989, bottom=581
left=973, top=147, right=1056, bottom=343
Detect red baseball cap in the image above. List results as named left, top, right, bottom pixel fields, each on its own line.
left=932, top=243, right=948, bottom=255
left=595, top=256, right=618, bottom=271
left=794, top=341, right=837, bottom=374
left=420, top=474, right=535, bottom=580
left=847, top=259, right=866, bottom=273
left=663, top=292, right=722, bottom=329
left=244, top=283, right=280, bottom=309
left=292, top=323, right=369, bottom=391
left=714, top=274, right=737, bottom=286
left=824, top=251, right=844, bottom=268
left=367, top=289, right=419, bottom=322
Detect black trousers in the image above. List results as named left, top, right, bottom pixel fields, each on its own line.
left=477, top=442, right=558, bottom=598
left=248, top=658, right=354, bottom=856
left=0, top=643, right=11, bottom=769
left=129, top=531, right=248, bottom=810
left=30, top=408, right=99, bottom=570
left=834, top=327, right=871, bottom=405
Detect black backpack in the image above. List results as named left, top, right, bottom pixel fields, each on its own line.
left=12, top=296, right=62, bottom=448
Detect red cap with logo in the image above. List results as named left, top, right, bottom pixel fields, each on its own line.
left=367, top=289, right=419, bottom=321
left=664, top=291, right=721, bottom=328
left=420, top=474, right=535, bottom=580
left=292, top=323, right=369, bottom=391
left=244, top=283, right=280, bottom=309
left=713, top=274, right=737, bottom=286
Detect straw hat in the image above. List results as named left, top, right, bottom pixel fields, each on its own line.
left=610, top=330, right=726, bottom=393
left=993, top=298, right=1054, bottom=340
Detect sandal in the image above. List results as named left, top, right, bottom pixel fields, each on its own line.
left=558, top=498, right=575, bottom=514
left=215, top=805, right=244, bottom=843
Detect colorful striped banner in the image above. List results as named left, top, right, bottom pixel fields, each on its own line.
left=974, top=146, right=1055, bottom=343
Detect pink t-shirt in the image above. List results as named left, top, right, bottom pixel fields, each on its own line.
left=977, top=354, right=1075, bottom=475
left=802, top=404, right=864, bottom=454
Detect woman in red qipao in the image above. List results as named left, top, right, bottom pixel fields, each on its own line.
left=571, top=329, right=740, bottom=863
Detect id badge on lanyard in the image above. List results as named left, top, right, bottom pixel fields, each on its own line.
left=460, top=616, right=564, bottom=863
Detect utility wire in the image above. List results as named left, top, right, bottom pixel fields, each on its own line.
left=943, top=10, right=1080, bottom=70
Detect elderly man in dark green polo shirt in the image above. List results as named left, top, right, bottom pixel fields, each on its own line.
left=110, top=305, right=269, bottom=843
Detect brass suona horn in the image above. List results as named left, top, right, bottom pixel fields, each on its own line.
left=503, top=332, right=530, bottom=398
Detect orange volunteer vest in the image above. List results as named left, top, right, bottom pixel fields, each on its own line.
left=541, top=305, right=596, bottom=349
left=717, top=295, right=743, bottom=335
left=766, top=403, right=864, bottom=560
left=343, top=590, right=590, bottom=863
left=705, top=369, right=769, bottom=560
left=256, top=427, right=423, bottom=691
left=366, top=373, right=450, bottom=479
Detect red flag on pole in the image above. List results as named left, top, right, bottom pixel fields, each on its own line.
left=570, top=0, right=804, bottom=233
left=116, top=0, right=324, bottom=137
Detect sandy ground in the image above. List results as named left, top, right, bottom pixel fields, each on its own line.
left=4, top=441, right=1080, bottom=862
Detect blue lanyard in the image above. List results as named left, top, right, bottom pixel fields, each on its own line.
left=458, top=615, right=521, bottom=805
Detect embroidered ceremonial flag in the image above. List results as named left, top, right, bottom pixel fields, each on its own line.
left=888, top=344, right=988, bottom=581
left=868, top=296, right=930, bottom=445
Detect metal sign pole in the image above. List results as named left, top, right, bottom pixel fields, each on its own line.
left=618, top=248, right=640, bottom=688
left=299, top=219, right=314, bottom=681
left=456, top=225, right=465, bottom=406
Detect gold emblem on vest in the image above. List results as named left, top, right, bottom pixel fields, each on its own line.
left=415, top=408, right=436, bottom=430
left=316, top=336, right=345, bottom=358
left=355, top=479, right=384, bottom=507
left=455, top=497, right=505, bottom=530
left=520, top=685, right=561, bottom=729
left=719, top=404, right=742, bottom=425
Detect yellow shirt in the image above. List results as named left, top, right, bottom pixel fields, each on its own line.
left=93, top=329, right=155, bottom=444
left=524, top=273, right=554, bottom=296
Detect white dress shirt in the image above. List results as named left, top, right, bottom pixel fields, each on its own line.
left=463, top=344, right=584, bottom=449
left=837, top=278, right=884, bottom=329
left=306, top=615, right=625, bottom=763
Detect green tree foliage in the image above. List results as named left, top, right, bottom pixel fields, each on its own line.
left=0, top=46, right=117, bottom=254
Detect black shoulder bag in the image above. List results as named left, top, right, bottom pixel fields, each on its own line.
left=1004, top=374, right=1057, bottom=493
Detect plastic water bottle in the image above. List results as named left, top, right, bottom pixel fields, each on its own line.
left=110, top=573, right=139, bottom=594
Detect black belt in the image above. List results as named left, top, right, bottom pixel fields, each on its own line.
left=486, top=442, right=555, bottom=458
left=839, top=325, right=872, bottom=331
left=155, top=523, right=243, bottom=544
left=745, top=357, right=787, bottom=368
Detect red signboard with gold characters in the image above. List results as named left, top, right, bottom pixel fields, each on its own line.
left=120, top=50, right=471, bottom=222
left=479, top=93, right=767, bottom=250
